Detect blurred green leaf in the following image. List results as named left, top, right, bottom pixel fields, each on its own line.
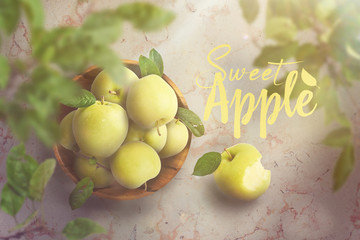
left=0, top=0, right=21, bottom=34
left=333, top=143, right=354, bottom=191
left=20, top=0, right=44, bottom=32
left=69, top=177, right=94, bottom=210
left=239, top=0, right=259, bottom=24
left=315, top=0, right=336, bottom=21
left=0, top=55, right=10, bottom=89
left=61, top=89, right=96, bottom=108
left=149, top=48, right=164, bottom=76
left=296, top=43, right=325, bottom=75
left=63, top=218, right=106, bottom=240
left=254, top=42, right=298, bottom=67
left=0, top=183, right=25, bottom=216
left=10, top=210, right=38, bottom=232
left=117, top=2, right=175, bottom=31
left=29, top=159, right=56, bottom=201
left=139, top=55, right=161, bottom=77
left=322, top=127, right=351, bottom=148
left=265, top=75, right=286, bottom=97
left=265, top=17, right=297, bottom=43
left=6, top=143, right=39, bottom=197
left=193, top=152, right=221, bottom=176
left=176, top=107, right=205, bottom=137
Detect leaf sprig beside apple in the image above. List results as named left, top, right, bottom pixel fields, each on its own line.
left=193, top=143, right=271, bottom=201
left=58, top=49, right=204, bottom=208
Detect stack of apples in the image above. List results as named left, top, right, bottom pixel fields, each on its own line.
left=59, top=66, right=189, bottom=190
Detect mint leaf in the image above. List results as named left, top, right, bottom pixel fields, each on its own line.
left=193, top=152, right=222, bottom=176
left=333, top=143, right=355, bottom=191
left=6, top=143, right=38, bottom=197
left=0, top=183, right=25, bottom=216
left=239, top=0, right=259, bottom=24
left=62, top=218, right=106, bottom=240
left=0, top=0, right=21, bottom=34
left=29, top=158, right=56, bottom=201
left=61, top=89, right=96, bottom=108
left=149, top=48, right=164, bottom=76
left=69, top=177, right=94, bottom=210
left=139, top=55, right=161, bottom=77
left=176, top=107, right=205, bottom=137
left=0, top=55, right=10, bottom=89
left=117, top=2, right=175, bottom=31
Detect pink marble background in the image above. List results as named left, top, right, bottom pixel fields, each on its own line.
left=1, top=0, right=360, bottom=239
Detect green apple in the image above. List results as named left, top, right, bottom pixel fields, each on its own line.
left=110, top=141, right=161, bottom=189
left=59, top=110, right=78, bottom=151
left=126, top=74, right=178, bottom=129
left=74, top=157, right=114, bottom=188
left=72, top=100, right=128, bottom=159
left=159, top=119, right=189, bottom=158
left=90, top=67, right=139, bottom=107
left=213, top=143, right=271, bottom=200
left=124, top=121, right=167, bottom=152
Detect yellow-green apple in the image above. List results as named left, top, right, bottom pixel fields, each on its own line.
left=126, top=74, right=178, bottom=128
left=59, top=110, right=78, bottom=151
left=159, top=119, right=188, bottom=158
left=110, top=141, right=161, bottom=189
left=214, top=143, right=271, bottom=200
left=90, top=67, right=139, bottom=107
left=74, top=157, right=114, bottom=188
left=72, top=100, right=128, bottom=159
left=124, top=121, right=167, bottom=152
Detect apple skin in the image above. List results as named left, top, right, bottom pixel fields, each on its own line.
left=110, top=141, right=161, bottom=189
left=74, top=157, right=115, bottom=188
left=126, top=74, right=178, bottom=129
left=159, top=119, right=189, bottom=158
left=124, top=121, right=167, bottom=152
left=59, top=110, right=78, bottom=151
left=72, top=100, right=129, bottom=159
left=213, top=143, right=271, bottom=200
left=90, top=68, right=139, bottom=107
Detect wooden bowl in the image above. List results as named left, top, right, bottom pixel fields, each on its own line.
left=53, top=60, right=191, bottom=200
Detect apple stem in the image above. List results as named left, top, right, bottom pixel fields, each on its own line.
left=144, top=182, right=148, bottom=192
left=108, top=90, right=117, bottom=95
left=156, top=120, right=161, bottom=136
left=175, top=118, right=179, bottom=124
left=101, top=96, right=105, bottom=105
left=224, top=148, right=233, bottom=160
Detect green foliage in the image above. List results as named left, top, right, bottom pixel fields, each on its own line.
left=139, top=55, right=161, bottom=77
left=0, top=183, right=25, bottom=216
left=10, top=210, right=38, bottom=232
left=29, top=159, right=56, bottom=201
left=62, top=218, right=106, bottom=240
left=69, top=177, right=94, bottom=210
left=176, top=107, right=205, bottom=137
left=239, top=0, right=259, bottom=24
left=0, top=0, right=21, bottom=34
left=240, top=0, right=360, bottom=191
left=61, top=89, right=96, bottom=108
left=0, top=55, right=10, bottom=89
left=193, top=152, right=222, bottom=176
left=149, top=48, right=164, bottom=76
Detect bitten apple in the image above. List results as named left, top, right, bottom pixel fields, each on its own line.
left=72, top=100, right=128, bottom=159
left=126, top=74, right=178, bottom=128
left=214, top=143, right=271, bottom=200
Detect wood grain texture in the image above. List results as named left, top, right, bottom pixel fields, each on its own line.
left=53, top=60, right=191, bottom=200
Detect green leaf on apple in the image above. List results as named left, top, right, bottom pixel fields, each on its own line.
left=29, top=158, right=56, bottom=201
left=61, top=89, right=96, bottom=108
left=0, top=55, right=10, bottom=89
left=0, top=183, right=25, bottom=216
left=193, top=152, right=221, bottom=176
left=6, top=143, right=39, bottom=197
left=149, top=48, right=164, bottom=76
left=139, top=55, right=161, bottom=77
left=62, top=217, right=106, bottom=240
left=176, top=107, right=205, bottom=137
left=333, top=143, right=355, bottom=191
left=69, top=177, right=94, bottom=210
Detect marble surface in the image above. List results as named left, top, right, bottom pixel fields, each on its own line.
left=1, top=0, right=360, bottom=239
